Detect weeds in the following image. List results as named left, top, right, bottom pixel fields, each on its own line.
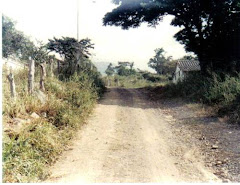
left=2, top=68, right=105, bottom=182
left=3, top=119, right=60, bottom=182
left=156, top=72, right=240, bottom=124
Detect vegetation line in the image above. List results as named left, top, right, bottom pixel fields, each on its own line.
left=2, top=15, right=105, bottom=183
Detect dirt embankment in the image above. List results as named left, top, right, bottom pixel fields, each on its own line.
left=45, top=88, right=223, bottom=183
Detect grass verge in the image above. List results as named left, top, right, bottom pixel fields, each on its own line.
left=146, top=72, right=240, bottom=124
left=2, top=68, right=105, bottom=182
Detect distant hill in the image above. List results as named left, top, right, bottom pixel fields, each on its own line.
left=93, top=62, right=113, bottom=76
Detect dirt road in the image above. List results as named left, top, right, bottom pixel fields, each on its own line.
left=46, top=88, right=220, bottom=183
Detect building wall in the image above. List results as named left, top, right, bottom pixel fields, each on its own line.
left=173, top=65, right=185, bottom=84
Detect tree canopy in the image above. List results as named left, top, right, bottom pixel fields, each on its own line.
left=103, top=0, right=240, bottom=73
left=148, top=48, right=173, bottom=75
left=47, top=37, right=95, bottom=77
left=115, top=62, right=136, bottom=76
left=2, top=15, right=54, bottom=64
left=2, top=15, right=36, bottom=60
left=47, top=37, right=94, bottom=61
left=105, top=63, right=115, bottom=76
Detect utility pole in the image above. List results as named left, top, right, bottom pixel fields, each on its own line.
left=77, top=0, right=79, bottom=41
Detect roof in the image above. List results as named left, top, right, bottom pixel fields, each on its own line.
left=118, top=61, right=131, bottom=67
left=118, top=62, right=130, bottom=65
left=177, top=60, right=201, bottom=72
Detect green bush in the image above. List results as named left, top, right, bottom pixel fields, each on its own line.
left=205, top=74, right=240, bottom=105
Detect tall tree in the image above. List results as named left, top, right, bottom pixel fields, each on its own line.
left=148, top=48, right=172, bottom=74
left=115, top=61, right=136, bottom=76
left=47, top=37, right=94, bottom=76
left=47, top=37, right=94, bottom=61
left=103, top=0, right=240, bottom=73
left=2, top=15, right=35, bottom=60
left=105, top=63, right=115, bottom=76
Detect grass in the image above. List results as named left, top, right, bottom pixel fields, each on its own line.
left=2, top=67, right=105, bottom=182
left=103, top=73, right=169, bottom=88
left=147, top=72, right=240, bottom=124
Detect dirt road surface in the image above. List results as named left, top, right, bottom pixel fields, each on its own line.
left=46, top=88, right=220, bottom=183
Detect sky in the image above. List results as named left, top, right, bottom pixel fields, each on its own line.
left=2, top=0, right=188, bottom=71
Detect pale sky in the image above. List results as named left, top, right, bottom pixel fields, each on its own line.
left=2, top=0, right=187, bottom=71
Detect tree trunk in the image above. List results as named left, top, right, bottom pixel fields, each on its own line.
left=107, top=76, right=110, bottom=86
left=28, top=59, right=35, bottom=94
left=57, top=60, right=60, bottom=74
left=40, top=62, right=46, bottom=91
left=50, top=59, right=54, bottom=77
left=7, top=69, right=17, bottom=100
left=72, top=60, right=78, bottom=75
left=198, top=54, right=209, bottom=75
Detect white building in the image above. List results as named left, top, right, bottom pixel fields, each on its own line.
left=173, top=60, right=201, bottom=83
left=2, top=57, right=26, bottom=71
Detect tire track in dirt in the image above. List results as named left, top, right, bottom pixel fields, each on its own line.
left=45, top=88, right=220, bottom=183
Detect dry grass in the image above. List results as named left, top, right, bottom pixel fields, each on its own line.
left=2, top=68, right=103, bottom=182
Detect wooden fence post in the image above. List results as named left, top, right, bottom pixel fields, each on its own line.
left=40, top=62, right=46, bottom=91
left=7, top=68, right=17, bottom=100
left=28, top=59, right=35, bottom=94
left=50, top=59, right=54, bottom=77
left=117, top=78, right=120, bottom=86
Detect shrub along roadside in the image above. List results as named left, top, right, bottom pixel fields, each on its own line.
left=149, top=73, right=240, bottom=124
left=2, top=69, right=105, bottom=182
